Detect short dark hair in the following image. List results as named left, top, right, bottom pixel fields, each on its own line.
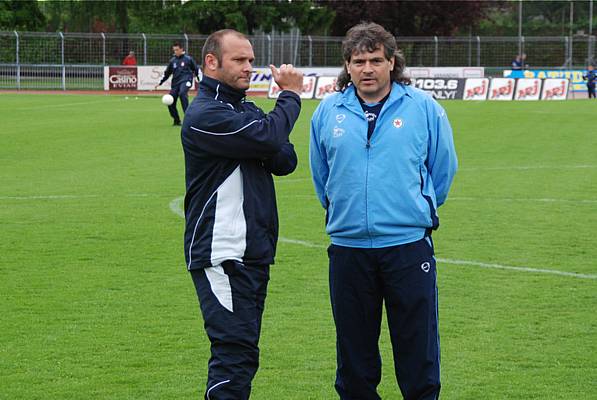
left=336, top=22, right=410, bottom=91
left=172, top=42, right=183, bottom=49
left=201, top=29, right=247, bottom=69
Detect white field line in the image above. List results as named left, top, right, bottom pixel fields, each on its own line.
left=16, top=99, right=115, bottom=111
left=274, top=177, right=311, bottom=183
left=169, top=196, right=185, bottom=218
left=459, top=164, right=596, bottom=171
left=0, top=193, right=160, bottom=200
left=449, top=197, right=597, bottom=204
left=168, top=196, right=597, bottom=280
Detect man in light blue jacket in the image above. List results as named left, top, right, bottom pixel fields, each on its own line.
left=310, top=22, right=457, bottom=400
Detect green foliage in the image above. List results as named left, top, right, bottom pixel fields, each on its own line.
left=476, top=1, right=597, bottom=36
left=0, top=0, right=45, bottom=31
left=1, top=94, right=596, bottom=399
left=32, top=0, right=334, bottom=35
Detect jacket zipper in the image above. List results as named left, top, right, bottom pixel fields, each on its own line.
left=344, top=104, right=375, bottom=245
left=365, top=137, right=372, bottom=245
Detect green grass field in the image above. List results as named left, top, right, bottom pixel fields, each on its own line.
left=1, top=93, right=596, bottom=399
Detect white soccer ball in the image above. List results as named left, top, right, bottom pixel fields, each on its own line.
left=161, top=94, right=174, bottom=106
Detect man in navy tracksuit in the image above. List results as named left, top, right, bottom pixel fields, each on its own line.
left=156, top=42, right=200, bottom=125
left=310, top=23, right=458, bottom=400
left=583, top=65, right=596, bottom=99
left=181, top=29, right=303, bottom=399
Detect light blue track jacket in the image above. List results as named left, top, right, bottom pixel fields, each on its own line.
left=309, top=82, right=458, bottom=248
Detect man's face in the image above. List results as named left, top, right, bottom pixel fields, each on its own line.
left=214, top=34, right=255, bottom=90
left=347, top=46, right=394, bottom=102
left=173, top=46, right=184, bottom=57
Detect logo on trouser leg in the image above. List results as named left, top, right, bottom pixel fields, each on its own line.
left=204, top=265, right=234, bottom=312
left=421, top=262, right=431, bottom=273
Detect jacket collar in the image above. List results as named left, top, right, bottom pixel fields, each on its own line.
left=335, top=82, right=410, bottom=111
left=199, top=75, right=246, bottom=104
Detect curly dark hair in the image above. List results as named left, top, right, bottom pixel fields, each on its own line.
left=336, top=22, right=410, bottom=92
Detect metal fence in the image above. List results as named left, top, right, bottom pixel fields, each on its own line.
left=0, top=30, right=595, bottom=90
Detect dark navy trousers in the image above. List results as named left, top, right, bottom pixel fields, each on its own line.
left=328, top=237, right=440, bottom=400
left=190, top=260, right=269, bottom=400
left=168, top=80, right=192, bottom=123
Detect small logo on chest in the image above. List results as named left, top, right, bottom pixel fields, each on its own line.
left=336, top=114, right=346, bottom=123
left=365, top=111, right=377, bottom=122
left=333, top=126, right=345, bottom=138
left=392, top=118, right=403, bottom=129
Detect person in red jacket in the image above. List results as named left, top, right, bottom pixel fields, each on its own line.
left=122, top=51, right=137, bottom=66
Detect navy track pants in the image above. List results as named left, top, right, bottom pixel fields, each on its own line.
left=328, top=237, right=440, bottom=400
left=190, top=260, right=269, bottom=400
left=168, top=80, right=192, bottom=123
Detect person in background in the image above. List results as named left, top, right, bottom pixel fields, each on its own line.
left=511, top=53, right=528, bottom=70
left=155, top=42, right=200, bottom=126
left=122, top=50, right=137, bottom=66
left=583, top=65, right=596, bottom=99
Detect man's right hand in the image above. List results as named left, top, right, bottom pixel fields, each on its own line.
left=270, top=64, right=304, bottom=96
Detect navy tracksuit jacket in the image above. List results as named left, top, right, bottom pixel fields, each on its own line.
left=181, top=76, right=300, bottom=270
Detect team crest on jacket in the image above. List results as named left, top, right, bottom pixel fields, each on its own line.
left=393, top=118, right=403, bottom=128
left=336, top=114, right=346, bottom=123
left=333, top=126, right=345, bottom=138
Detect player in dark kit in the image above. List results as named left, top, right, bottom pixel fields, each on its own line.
left=155, top=42, right=200, bottom=125
left=583, top=65, right=596, bottom=99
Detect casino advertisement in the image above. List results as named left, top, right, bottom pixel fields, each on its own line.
left=106, top=66, right=137, bottom=90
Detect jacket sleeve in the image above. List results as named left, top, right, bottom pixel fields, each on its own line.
left=426, top=100, right=458, bottom=207
left=309, top=103, right=329, bottom=209
left=159, top=60, right=173, bottom=85
left=185, top=91, right=301, bottom=159
left=262, top=142, right=297, bottom=176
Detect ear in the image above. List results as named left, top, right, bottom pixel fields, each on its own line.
left=205, top=54, right=219, bottom=71
left=389, top=57, right=395, bottom=71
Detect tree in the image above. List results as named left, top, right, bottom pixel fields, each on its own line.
left=318, top=0, right=492, bottom=37
left=131, top=0, right=334, bottom=35
left=0, top=0, right=46, bottom=31
left=34, top=0, right=333, bottom=35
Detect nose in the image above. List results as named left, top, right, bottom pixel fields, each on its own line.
left=363, top=61, right=374, bottom=73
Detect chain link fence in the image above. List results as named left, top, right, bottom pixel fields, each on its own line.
left=0, top=30, right=595, bottom=90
